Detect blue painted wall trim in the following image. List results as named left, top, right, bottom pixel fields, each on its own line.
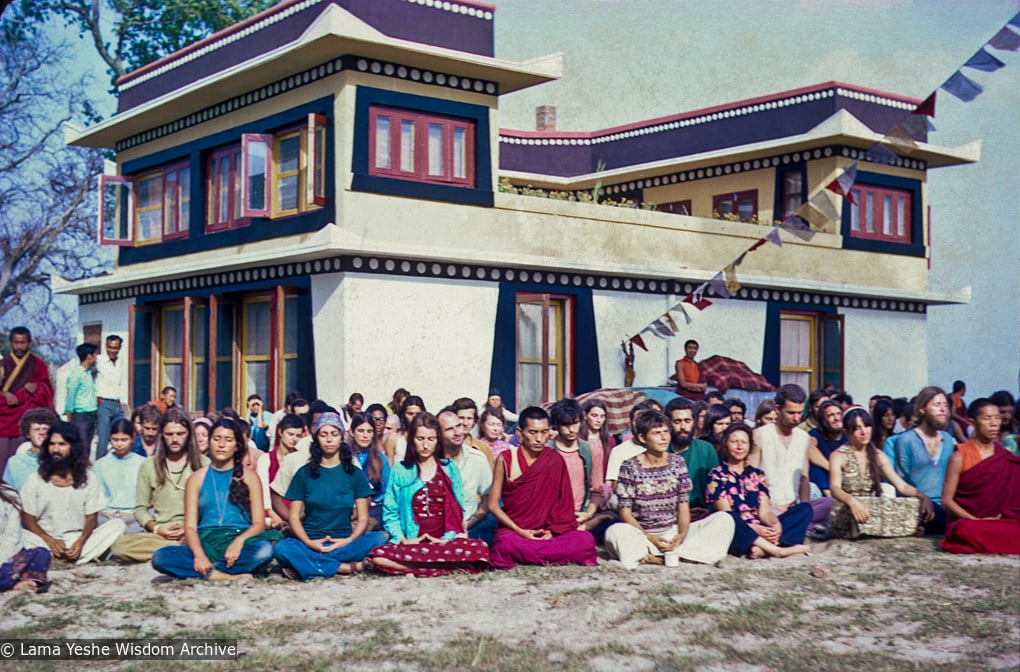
left=352, top=86, right=493, bottom=206
left=488, top=283, right=600, bottom=411
left=840, top=170, right=924, bottom=258
left=119, top=97, right=335, bottom=266
left=761, top=302, right=836, bottom=388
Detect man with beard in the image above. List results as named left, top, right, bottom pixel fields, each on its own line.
left=807, top=400, right=848, bottom=498
left=130, top=404, right=162, bottom=457
left=892, top=386, right=954, bottom=534
left=20, top=422, right=125, bottom=564
left=664, top=397, right=718, bottom=518
left=1, top=327, right=54, bottom=477
left=111, top=407, right=208, bottom=561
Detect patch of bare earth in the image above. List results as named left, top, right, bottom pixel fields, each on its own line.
left=1, top=537, right=1016, bottom=671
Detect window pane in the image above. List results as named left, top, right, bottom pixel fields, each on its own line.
left=218, top=157, right=231, bottom=223
left=850, top=193, right=859, bottom=231
left=883, top=194, right=892, bottom=235
left=278, top=175, right=299, bottom=212
left=375, top=115, right=391, bottom=169
left=865, top=192, right=874, bottom=232
left=247, top=141, right=268, bottom=211
left=285, top=296, right=298, bottom=353
left=780, top=371, right=810, bottom=390
left=400, top=120, right=415, bottom=172
left=897, top=196, right=906, bottom=237
left=193, top=362, right=208, bottom=413
left=215, top=361, right=233, bottom=411
left=718, top=200, right=734, bottom=215
left=193, top=306, right=208, bottom=358
left=137, top=174, right=163, bottom=242
left=132, top=310, right=152, bottom=405
left=179, top=167, right=191, bottom=232
left=163, top=363, right=181, bottom=391
left=245, top=301, right=271, bottom=356
left=779, top=318, right=810, bottom=368
left=453, top=126, right=466, bottom=179
left=428, top=123, right=444, bottom=176
left=245, top=362, right=269, bottom=399
left=163, top=310, right=184, bottom=355
left=102, top=180, right=132, bottom=241
left=284, top=359, right=298, bottom=402
left=278, top=135, right=300, bottom=174
left=233, top=151, right=242, bottom=219
left=782, top=170, right=801, bottom=217
left=517, top=362, right=542, bottom=409
left=518, top=302, right=542, bottom=359
left=737, top=196, right=754, bottom=221
left=164, top=170, right=178, bottom=235
left=216, top=303, right=234, bottom=355
left=314, top=127, right=325, bottom=197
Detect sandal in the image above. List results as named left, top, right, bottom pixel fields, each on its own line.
left=281, top=566, right=299, bottom=581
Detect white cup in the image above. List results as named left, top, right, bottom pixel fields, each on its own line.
left=664, top=554, right=680, bottom=568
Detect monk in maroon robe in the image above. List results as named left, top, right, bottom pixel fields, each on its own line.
left=488, top=407, right=597, bottom=570
left=941, top=399, right=1020, bottom=555
left=1, top=327, right=54, bottom=475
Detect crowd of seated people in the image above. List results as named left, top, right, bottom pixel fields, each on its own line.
left=2, top=372, right=1019, bottom=593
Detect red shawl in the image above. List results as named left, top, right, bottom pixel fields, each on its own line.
left=499, top=447, right=576, bottom=535
left=951, top=445, right=1020, bottom=521
left=0, top=353, right=54, bottom=437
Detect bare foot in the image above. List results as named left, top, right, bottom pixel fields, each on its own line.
left=640, top=553, right=665, bottom=566
left=207, top=570, right=253, bottom=582
left=749, top=547, right=765, bottom=560
left=779, top=544, right=812, bottom=558
left=336, top=561, right=364, bottom=575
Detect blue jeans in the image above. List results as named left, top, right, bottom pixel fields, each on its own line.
left=70, top=411, right=97, bottom=455
left=96, top=399, right=125, bottom=461
left=151, top=540, right=274, bottom=579
left=274, top=533, right=385, bottom=581
left=467, top=513, right=498, bottom=547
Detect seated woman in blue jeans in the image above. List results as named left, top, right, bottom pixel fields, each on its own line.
left=273, top=413, right=386, bottom=580
left=152, top=419, right=275, bottom=580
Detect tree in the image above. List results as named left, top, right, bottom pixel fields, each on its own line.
left=13, top=0, right=276, bottom=86
left=0, top=24, right=108, bottom=360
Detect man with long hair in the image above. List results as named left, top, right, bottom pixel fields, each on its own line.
left=891, top=386, right=955, bottom=534
left=20, top=422, right=125, bottom=564
left=111, top=407, right=208, bottom=561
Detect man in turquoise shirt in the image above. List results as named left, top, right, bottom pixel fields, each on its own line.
left=665, top=396, right=719, bottom=518
left=65, top=343, right=99, bottom=452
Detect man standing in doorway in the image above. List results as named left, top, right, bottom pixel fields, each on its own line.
left=95, top=335, right=128, bottom=461
left=0, top=327, right=54, bottom=476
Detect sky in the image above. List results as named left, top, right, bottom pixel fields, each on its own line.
left=57, top=0, right=1020, bottom=394
left=491, top=0, right=1020, bottom=396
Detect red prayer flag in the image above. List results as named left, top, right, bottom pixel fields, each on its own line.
left=913, top=92, right=936, bottom=117
left=683, top=292, right=713, bottom=311
left=629, top=334, right=648, bottom=352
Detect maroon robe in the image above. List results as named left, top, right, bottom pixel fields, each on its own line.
left=941, top=445, right=1020, bottom=555
left=0, top=353, right=54, bottom=437
left=491, top=447, right=597, bottom=569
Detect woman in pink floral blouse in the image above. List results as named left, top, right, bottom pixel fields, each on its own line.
left=705, top=424, right=812, bottom=559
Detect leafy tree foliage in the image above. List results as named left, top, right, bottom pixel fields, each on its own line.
left=12, top=0, right=276, bottom=85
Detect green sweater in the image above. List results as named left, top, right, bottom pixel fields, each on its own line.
left=670, top=437, right=719, bottom=509
left=133, top=454, right=210, bottom=528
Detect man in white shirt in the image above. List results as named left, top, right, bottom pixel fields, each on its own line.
left=438, top=410, right=493, bottom=539
left=95, top=335, right=128, bottom=460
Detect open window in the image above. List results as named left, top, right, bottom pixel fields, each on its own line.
left=241, top=133, right=272, bottom=218
left=98, top=161, right=190, bottom=246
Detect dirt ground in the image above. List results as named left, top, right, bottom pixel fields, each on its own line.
left=1, top=536, right=1017, bottom=672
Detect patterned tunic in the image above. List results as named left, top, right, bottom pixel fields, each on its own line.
left=615, top=453, right=690, bottom=532
left=705, top=463, right=770, bottom=525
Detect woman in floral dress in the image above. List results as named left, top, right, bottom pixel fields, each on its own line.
left=370, top=413, right=490, bottom=576
left=706, top=424, right=812, bottom=559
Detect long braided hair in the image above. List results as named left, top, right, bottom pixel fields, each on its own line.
left=209, top=418, right=250, bottom=512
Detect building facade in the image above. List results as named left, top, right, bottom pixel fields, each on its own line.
left=61, top=0, right=978, bottom=413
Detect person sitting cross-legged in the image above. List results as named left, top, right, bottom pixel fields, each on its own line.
left=940, top=398, right=1020, bottom=555
left=151, top=419, right=276, bottom=580
left=488, top=407, right=597, bottom=570
left=369, top=412, right=490, bottom=576
left=20, top=422, right=126, bottom=565
left=706, top=424, right=812, bottom=559
left=604, top=411, right=734, bottom=568
left=273, top=413, right=386, bottom=580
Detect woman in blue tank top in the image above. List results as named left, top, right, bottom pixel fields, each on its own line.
left=152, top=418, right=275, bottom=580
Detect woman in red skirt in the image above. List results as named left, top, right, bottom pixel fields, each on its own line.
left=369, top=413, right=490, bottom=576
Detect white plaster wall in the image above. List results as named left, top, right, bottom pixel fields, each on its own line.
left=593, top=292, right=768, bottom=388
left=78, top=299, right=132, bottom=354
left=312, top=273, right=500, bottom=410
left=841, top=308, right=927, bottom=399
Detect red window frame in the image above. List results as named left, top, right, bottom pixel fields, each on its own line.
left=206, top=146, right=246, bottom=232
left=848, top=185, right=911, bottom=244
left=713, top=190, right=758, bottom=221
left=658, top=200, right=692, bottom=215
left=368, top=106, right=475, bottom=187
left=162, top=161, right=191, bottom=240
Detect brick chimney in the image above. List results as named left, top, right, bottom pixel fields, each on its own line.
left=536, top=105, right=556, bottom=131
